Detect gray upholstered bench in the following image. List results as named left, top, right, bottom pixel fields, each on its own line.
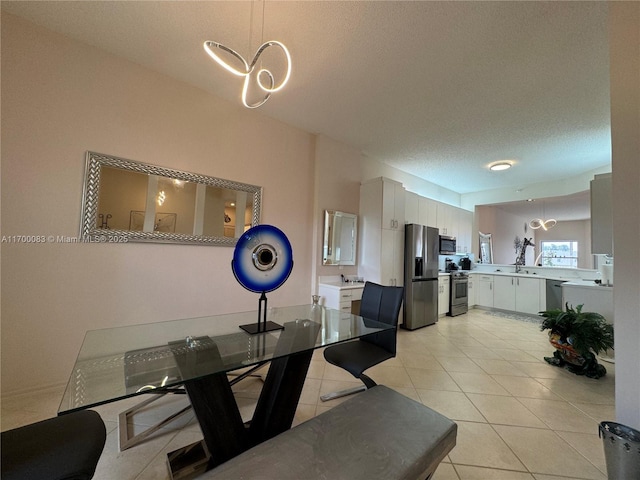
left=1, top=409, right=106, bottom=480
left=203, top=385, right=457, bottom=480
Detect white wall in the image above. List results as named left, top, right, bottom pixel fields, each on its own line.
left=609, top=2, right=640, bottom=429
left=0, top=14, right=315, bottom=395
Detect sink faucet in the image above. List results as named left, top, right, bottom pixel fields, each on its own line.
left=515, top=263, right=522, bottom=273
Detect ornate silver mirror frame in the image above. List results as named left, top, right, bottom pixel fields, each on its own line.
left=322, top=210, right=358, bottom=265
left=479, top=231, right=493, bottom=264
left=80, top=151, right=262, bottom=245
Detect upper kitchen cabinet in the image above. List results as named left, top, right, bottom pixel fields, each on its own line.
left=382, top=178, right=405, bottom=230
left=591, top=173, right=613, bottom=255
left=359, top=177, right=405, bottom=286
left=405, top=191, right=474, bottom=253
left=419, top=197, right=438, bottom=228
left=436, top=203, right=456, bottom=237
left=405, top=192, right=419, bottom=225
left=457, top=209, right=473, bottom=254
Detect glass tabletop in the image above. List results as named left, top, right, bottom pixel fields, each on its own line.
left=58, top=305, right=392, bottom=414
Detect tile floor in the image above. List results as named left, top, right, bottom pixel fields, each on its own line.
left=1, top=309, right=615, bottom=479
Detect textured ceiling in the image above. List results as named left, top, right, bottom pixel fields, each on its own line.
left=2, top=1, right=611, bottom=210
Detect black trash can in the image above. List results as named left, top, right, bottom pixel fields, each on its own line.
left=599, top=421, right=640, bottom=479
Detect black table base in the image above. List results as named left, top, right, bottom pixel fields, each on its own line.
left=168, top=327, right=316, bottom=479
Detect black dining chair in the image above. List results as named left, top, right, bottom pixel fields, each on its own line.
left=320, top=281, right=404, bottom=402
left=1, top=409, right=106, bottom=480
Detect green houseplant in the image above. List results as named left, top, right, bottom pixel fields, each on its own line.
left=539, top=303, right=614, bottom=379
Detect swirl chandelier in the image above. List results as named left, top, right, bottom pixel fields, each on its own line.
left=203, top=2, right=291, bottom=109
left=529, top=200, right=556, bottom=230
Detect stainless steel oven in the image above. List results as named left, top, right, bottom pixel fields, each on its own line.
left=449, top=272, right=468, bottom=316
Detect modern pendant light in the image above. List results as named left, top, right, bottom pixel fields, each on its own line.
left=529, top=200, right=557, bottom=231
left=203, top=1, right=291, bottom=109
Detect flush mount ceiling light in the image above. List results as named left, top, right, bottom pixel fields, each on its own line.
left=203, top=1, right=291, bottom=109
left=489, top=162, right=512, bottom=171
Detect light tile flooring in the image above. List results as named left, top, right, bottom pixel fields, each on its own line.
left=1, top=309, right=615, bottom=479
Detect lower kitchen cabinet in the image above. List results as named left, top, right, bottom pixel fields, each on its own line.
left=467, top=274, right=477, bottom=307
left=494, top=276, right=516, bottom=311
left=476, top=275, right=494, bottom=308
left=438, top=276, right=450, bottom=315
left=489, top=275, right=543, bottom=315
left=515, top=276, right=542, bottom=315
left=318, top=284, right=364, bottom=314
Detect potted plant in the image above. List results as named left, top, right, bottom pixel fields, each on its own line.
left=539, top=303, right=614, bottom=379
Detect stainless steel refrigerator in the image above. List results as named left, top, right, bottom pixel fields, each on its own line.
left=402, top=224, right=439, bottom=330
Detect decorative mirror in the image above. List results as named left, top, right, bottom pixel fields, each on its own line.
left=80, top=152, right=262, bottom=245
left=322, top=210, right=357, bottom=265
left=479, top=232, right=493, bottom=264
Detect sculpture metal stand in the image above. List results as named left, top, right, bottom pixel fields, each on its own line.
left=232, top=225, right=293, bottom=335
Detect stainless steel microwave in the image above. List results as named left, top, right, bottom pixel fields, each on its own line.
left=439, top=235, right=457, bottom=254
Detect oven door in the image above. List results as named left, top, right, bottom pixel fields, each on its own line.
left=449, top=276, right=469, bottom=316
left=451, top=278, right=468, bottom=304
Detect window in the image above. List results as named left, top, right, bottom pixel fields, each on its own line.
left=540, top=241, right=578, bottom=268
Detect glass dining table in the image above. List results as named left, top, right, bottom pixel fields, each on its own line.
left=58, top=304, right=393, bottom=479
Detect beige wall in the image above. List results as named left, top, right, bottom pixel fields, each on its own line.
left=534, top=220, right=591, bottom=269
left=311, top=135, right=363, bottom=290
left=0, top=14, right=315, bottom=394
left=476, top=205, right=536, bottom=265
left=477, top=205, right=591, bottom=269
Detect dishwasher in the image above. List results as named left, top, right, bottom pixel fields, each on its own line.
left=545, top=279, right=564, bottom=310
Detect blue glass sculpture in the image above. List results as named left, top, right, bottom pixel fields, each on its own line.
left=232, top=225, right=293, bottom=334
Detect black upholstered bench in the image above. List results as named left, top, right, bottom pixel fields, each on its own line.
left=1, top=409, right=106, bottom=480
left=203, top=385, right=457, bottom=480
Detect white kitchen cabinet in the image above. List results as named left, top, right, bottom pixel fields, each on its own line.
left=468, top=273, right=477, bottom=307
left=590, top=173, right=613, bottom=255
left=358, top=177, right=405, bottom=287
left=494, top=276, right=516, bottom=311
left=476, top=275, right=494, bottom=308
left=515, top=276, right=542, bottom=315
left=381, top=228, right=403, bottom=286
left=382, top=178, right=405, bottom=231
left=438, top=276, right=450, bottom=315
left=318, top=283, right=364, bottom=314
left=405, top=192, right=419, bottom=225
left=457, top=209, right=473, bottom=254
left=418, top=197, right=438, bottom=228
left=436, top=203, right=455, bottom=237
left=493, top=275, right=543, bottom=315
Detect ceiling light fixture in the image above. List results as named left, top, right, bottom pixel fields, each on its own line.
left=489, top=162, right=512, bottom=171
left=529, top=200, right=557, bottom=231
left=203, top=1, right=291, bottom=109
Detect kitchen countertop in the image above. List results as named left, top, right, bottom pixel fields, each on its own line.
left=462, top=270, right=613, bottom=288
left=562, top=280, right=613, bottom=289
left=318, top=282, right=366, bottom=290
left=468, top=270, right=583, bottom=282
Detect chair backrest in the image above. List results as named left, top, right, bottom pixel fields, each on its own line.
left=359, top=282, right=404, bottom=354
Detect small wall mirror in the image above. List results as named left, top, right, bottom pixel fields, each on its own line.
left=479, top=231, right=493, bottom=264
left=80, top=152, right=262, bottom=245
left=323, top=210, right=357, bottom=265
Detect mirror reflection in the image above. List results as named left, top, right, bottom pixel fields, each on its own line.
left=323, top=210, right=357, bottom=265
left=80, top=152, right=262, bottom=245
left=479, top=232, right=493, bottom=264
